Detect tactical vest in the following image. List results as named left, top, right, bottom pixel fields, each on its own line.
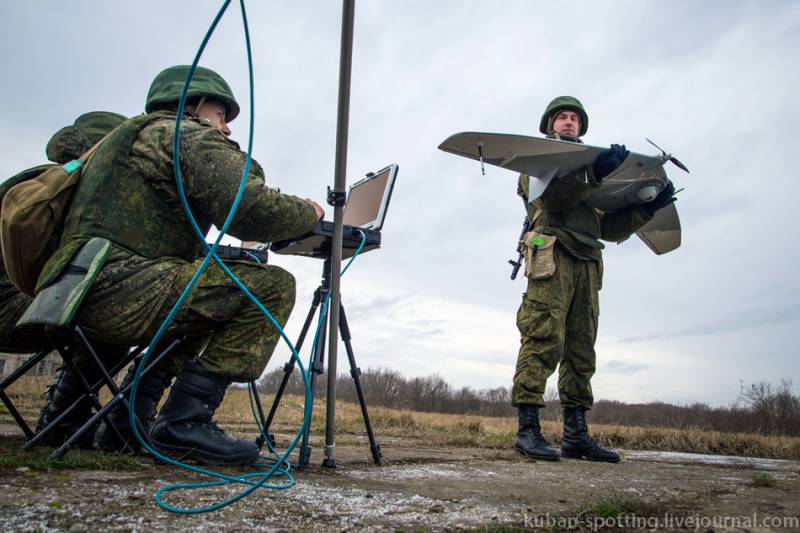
left=518, top=174, right=604, bottom=261
left=36, top=112, right=207, bottom=292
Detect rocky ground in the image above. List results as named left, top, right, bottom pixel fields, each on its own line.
left=0, top=432, right=798, bottom=532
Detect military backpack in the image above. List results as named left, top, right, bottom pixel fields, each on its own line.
left=0, top=141, right=103, bottom=296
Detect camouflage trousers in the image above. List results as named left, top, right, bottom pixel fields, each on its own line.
left=512, top=246, right=601, bottom=409
left=0, top=278, right=52, bottom=353
left=76, top=247, right=296, bottom=382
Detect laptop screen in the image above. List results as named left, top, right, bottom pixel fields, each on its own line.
left=342, top=164, right=398, bottom=230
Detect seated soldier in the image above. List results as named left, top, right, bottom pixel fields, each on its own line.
left=0, top=112, right=127, bottom=447
left=35, top=65, right=324, bottom=465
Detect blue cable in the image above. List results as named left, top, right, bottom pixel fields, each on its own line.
left=125, top=0, right=367, bottom=513
left=129, top=0, right=292, bottom=513
left=244, top=251, right=262, bottom=263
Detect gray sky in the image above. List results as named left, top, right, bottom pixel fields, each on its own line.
left=2, top=1, right=798, bottom=406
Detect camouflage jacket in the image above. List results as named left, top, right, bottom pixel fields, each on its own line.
left=36, top=111, right=318, bottom=292
left=517, top=162, right=652, bottom=262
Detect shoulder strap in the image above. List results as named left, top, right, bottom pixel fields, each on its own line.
left=531, top=205, right=543, bottom=224
left=62, top=131, right=113, bottom=174
left=530, top=202, right=544, bottom=232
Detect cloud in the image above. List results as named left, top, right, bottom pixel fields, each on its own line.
left=2, top=1, right=799, bottom=406
left=602, top=359, right=650, bottom=375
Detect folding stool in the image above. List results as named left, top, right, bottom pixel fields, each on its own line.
left=12, top=237, right=181, bottom=461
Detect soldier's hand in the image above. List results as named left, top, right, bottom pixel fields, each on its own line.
left=643, top=181, right=676, bottom=216
left=592, top=143, right=629, bottom=181
left=305, top=198, right=325, bottom=220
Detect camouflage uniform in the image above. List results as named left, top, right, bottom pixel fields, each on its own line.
left=511, top=153, right=652, bottom=409
left=0, top=113, right=126, bottom=353
left=37, top=111, right=319, bottom=381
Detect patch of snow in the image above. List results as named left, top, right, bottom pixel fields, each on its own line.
left=623, top=450, right=799, bottom=472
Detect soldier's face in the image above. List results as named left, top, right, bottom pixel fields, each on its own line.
left=552, top=110, right=581, bottom=138
left=196, top=100, right=232, bottom=137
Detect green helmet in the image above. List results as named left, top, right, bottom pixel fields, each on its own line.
left=539, top=96, right=588, bottom=136
left=45, top=111, right=128, bottom=164
left=145, top=65, right=240, bottom=122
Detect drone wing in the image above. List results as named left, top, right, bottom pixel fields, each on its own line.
left=439, top=131, right=671, bottom=210
left=438, top=131, right=596, bottom=175
left=635, top=202, right=681, bottom=255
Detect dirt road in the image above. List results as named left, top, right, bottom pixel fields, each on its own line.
left=1, top=432, right=798, bottom=532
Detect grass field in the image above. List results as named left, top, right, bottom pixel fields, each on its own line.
left=3, top=375, right=799, bottom=461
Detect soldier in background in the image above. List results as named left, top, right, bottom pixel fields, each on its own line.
left=0, top=112, right=127, bottom=447
left=512, top=96, right=676, bottom=463
left=0, top=112, right=127, bottom=353
left=35, top=65, right=324, bottom=465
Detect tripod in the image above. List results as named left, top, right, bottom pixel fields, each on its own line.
left=258, top=256, right=381, bottom=468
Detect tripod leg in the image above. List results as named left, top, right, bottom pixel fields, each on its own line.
left=338, top=304, right=382, bottom=465
left=299, top=306, right=328, bottom=468
left=249, top=381, right=271, bottom=449
left=261, top=287, right=323, bottom=448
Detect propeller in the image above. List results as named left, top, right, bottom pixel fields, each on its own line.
left=646, top=138, right=690, bottom=173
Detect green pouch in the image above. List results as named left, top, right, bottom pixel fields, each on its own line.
left=16, top=237, right=111, bottom=328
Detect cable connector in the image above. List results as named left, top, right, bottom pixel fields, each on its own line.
left=327, top=186, right=346, bottom=207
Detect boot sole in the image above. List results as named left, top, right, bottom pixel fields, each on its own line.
left=514, top=444, right=560, bottom=462
left=561, top=450, right=620, bottom=463
left=150, top=439, right=260, bottom=466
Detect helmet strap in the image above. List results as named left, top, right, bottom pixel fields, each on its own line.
left=191, top=95, right=208, bottom=117
left=546, top=114, right=557, bottom=135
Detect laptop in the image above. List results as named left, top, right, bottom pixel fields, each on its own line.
left=271, top=164, right=399, bottom=259
left=341, top=163, right=398, bottom=231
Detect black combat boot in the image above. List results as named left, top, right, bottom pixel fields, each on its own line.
left=35, top=366, right=98, bottom=449
left=514, top=405, right=560, bottom=461
left=148, top=360, right=259, bottom=465
left=561, top=406, right=620, bottom=463
left=93, top=363, right=172, bottom=453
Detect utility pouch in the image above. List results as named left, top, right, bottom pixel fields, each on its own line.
left=16, top=237, right=111, bottom=329
left=522, top=231, right=557, bottom=280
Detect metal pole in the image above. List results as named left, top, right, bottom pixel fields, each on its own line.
left=323, top=0, right=355, bottom=469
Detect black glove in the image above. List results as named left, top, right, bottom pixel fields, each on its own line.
left=592, top=144, right=629, bottom=181
left=643, top=181, right=676, bottom=216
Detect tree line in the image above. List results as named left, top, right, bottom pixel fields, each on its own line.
left=256, top=367, right=799, bottom=437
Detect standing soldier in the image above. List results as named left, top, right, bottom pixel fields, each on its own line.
left=0, top=112, right=128, bottom=447
left=512, top=96, right=675, bottom=462
left=35, top=65, right=324, bottom=465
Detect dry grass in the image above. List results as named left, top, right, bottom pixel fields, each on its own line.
left=218, top=389, right=800, bottom=460
left=3, top=377, right=799, bottom=460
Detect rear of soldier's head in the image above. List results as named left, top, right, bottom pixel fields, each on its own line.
left=46, top=111, right=128, bottom=164
left=145, top=65, right=240, bottom=123
left=540, top=96, right=589, bottom=139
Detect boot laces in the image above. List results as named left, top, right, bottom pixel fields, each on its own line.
left=520, top=409, right=548, bottom=444
left=575, top=410, right=601, bottom=449
left=202, top=420, right=228, bottom=437
left=521, top=408, right=541, bottom=432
